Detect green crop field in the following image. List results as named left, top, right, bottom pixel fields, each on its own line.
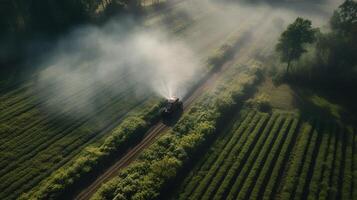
left=0, top=76, right=156, bottom=199
left=172, top=110, right=356, bottom=200
left=1, top=0, right=356, bottom=200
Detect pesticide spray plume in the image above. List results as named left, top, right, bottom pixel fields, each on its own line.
left=36, top=19, right=202, bottom=117
left=34, top=0, right=341, bottom=117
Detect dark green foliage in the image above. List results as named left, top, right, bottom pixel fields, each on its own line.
left=0, top=0, right=138, bottom=36
left=278, top=1, right=357, bottom=101
left=330, top=0, right=357, bottom=35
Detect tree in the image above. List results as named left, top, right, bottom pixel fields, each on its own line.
left=330, top=0, right=357, bottom=35
left=324, top=0, right=357, bottom=73
left=276, top=17, right=317, bottom=73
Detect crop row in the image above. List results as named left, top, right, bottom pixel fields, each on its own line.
left=230, top=114, right=283, bottom=200
left=0, top=96, right=152, bottom=200
left=292, top=121, right=321, bottom=200
left=200, top=113, right=268, bottom=200
left=305, top=123, right=333, bottom=200
left=0, top=91, right=150, bottom=198
left=0, top=66, right=132, bottom=121
left=1, top=74, right=138, bottom=151
left=238, top=115, right=293, bottom=200
left=214, top=113, right=279, bottom=200
left=176, top=111, right=253, bottom=200
left=0, top=83, right=141, bottom=174
left=171, top=112, right=355, bottom=200
left=189, top=112, right=262, bottom=200
left=3, top=95, right=150, bottom=188
left=259, top=118, right=299, bottom=200
left=19, top=97, right=163, bottom=200
left=206, top=113, right=271, bottom=200
left=0, top=82, right=139, bottom=160
left=279, top=121, right=315, bottom=199
left=317, top=125, right=338, bottom=199
left=0, top=69, right=132, bottom=142
left=329, top=125, right=344, bottom=200
left=0, top=72, right=130, bottom=143
left=342, top=128, right=353, bottom=200
left=353, top=129, right=357, bottom=199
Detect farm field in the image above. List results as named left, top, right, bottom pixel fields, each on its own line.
left=171, top=109, right=356, bottom=200
left=0, top=1, right=271, bottom=199
left=1, top=0, right=356, bottom=200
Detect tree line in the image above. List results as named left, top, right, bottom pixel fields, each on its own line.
left=0, top=0, right=144, bottom=91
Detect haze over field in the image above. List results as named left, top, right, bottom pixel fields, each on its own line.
left=38, top=26, right=202, bottom=115
left=33, top=0, right=341, bottom=117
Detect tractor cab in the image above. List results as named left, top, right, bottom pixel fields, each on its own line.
left=161, top=97, right=183, bottom=118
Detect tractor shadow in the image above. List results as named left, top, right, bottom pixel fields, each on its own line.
left=161, top=109, right=183, bottom=126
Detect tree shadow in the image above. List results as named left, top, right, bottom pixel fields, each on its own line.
left=290, top=85, right=356, bottom=126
